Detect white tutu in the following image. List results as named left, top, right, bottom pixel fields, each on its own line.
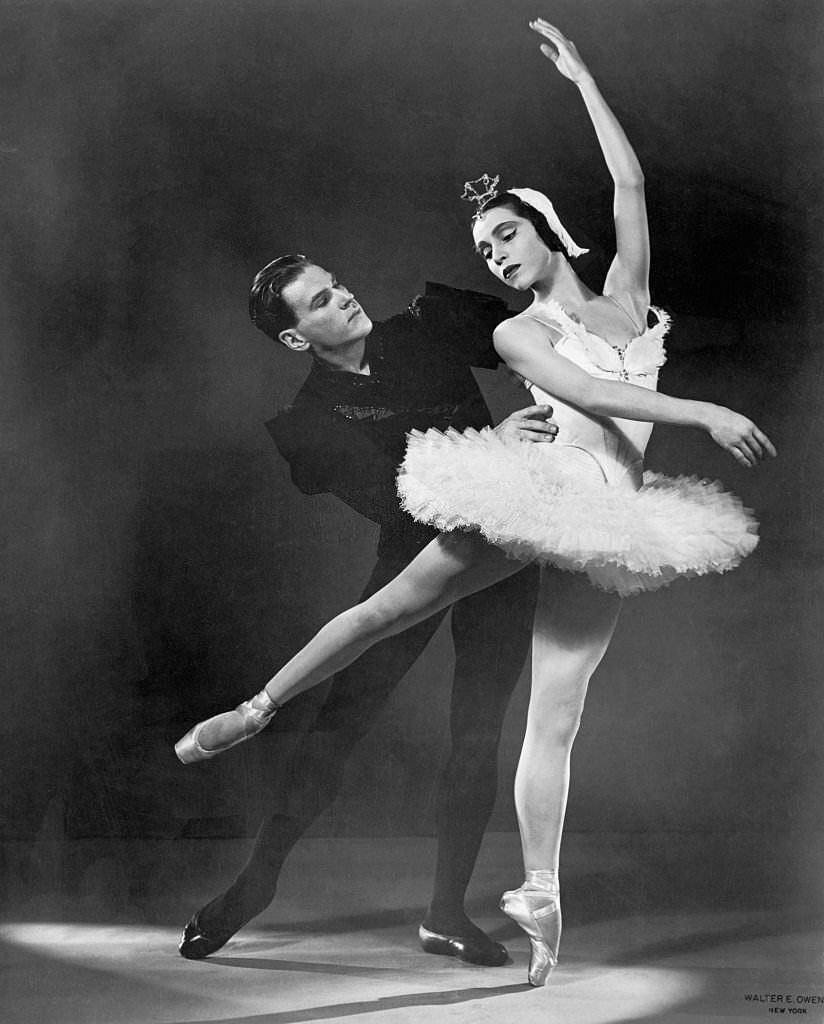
left=397, top=427, right=759, bottom=596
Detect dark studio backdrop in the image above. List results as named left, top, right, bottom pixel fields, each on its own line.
left=0, top=0, right=822, bottom=917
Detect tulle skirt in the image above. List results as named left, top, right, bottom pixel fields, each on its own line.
left=397, top=427, right=759, bottom=597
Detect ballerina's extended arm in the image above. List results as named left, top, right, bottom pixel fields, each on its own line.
left=494, top=316, right=775, bottom=468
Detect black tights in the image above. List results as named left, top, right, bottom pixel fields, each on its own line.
left=197, top=553, right=538, bottom=934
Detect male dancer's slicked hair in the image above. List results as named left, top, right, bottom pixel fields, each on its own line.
left=249, top=254, right=313, bottom=342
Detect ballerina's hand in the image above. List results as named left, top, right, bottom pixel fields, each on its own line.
left=529, top=18, right=592, bottom=83
left=705, top=407, right=777, bottom=468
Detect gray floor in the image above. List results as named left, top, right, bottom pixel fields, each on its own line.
left=2, top=832, right=823, bottom=1024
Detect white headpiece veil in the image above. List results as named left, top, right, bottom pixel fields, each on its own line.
left=506, top=187, right=589, bottom=259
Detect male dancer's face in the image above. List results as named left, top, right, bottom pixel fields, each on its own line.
left=279, top=264, right=373, bottom=355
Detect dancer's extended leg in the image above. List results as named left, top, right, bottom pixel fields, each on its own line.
left=502, top=567, right=621, bottom=984
left=177, top=531, right=523, bottom=759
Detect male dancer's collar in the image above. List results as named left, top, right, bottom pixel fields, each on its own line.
left=311, top=332, right=384, bottom=384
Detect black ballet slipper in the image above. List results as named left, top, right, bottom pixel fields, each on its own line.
left=178, top=912, right=238, bottom=960
left=418, top=923, right=510, bottom=967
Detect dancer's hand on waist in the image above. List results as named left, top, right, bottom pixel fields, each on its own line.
left=495, top=404, right=559, bottom=444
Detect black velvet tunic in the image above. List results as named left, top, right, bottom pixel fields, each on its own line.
left=267, top=282, right=510, bottom=558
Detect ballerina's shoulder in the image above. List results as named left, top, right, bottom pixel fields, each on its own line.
left=493, top=314, right=563, bottom=361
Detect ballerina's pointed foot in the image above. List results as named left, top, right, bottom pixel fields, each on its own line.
left=175, top=689, right=282, bottom=764
left=500, top=876, right=561, bottom=986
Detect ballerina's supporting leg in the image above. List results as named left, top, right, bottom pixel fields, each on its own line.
left=502, top=568, right=621, bottom=985
left=176, top=531, right=524, bottom=761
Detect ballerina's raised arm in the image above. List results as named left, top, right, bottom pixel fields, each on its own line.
left=486, top=20, right=775, bottom=469
left=532, top=17, right=650, bottom=319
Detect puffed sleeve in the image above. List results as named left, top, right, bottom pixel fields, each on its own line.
left=406, top=280, right=511, bottom=369
left=266, top=405, right=404, bottom=527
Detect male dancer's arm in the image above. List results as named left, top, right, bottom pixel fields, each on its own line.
left=266, top=405, right=410, bottom=529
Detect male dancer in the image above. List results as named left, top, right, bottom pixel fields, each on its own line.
left=179, top=254, right=557, bottom=966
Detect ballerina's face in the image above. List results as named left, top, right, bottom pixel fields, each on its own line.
left=472, top=205, right=552, bottom=290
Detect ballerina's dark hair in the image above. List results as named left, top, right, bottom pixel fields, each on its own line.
left=249, top=253, right=313, bottom=342
left=476, top=192, right=564, bottom=254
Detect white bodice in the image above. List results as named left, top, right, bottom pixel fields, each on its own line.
left=519, top=300, right=670, bottom=489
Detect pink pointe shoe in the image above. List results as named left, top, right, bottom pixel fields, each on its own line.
left=175, top=690, right=282, bottom=764
left=500, top=872, right=561, bottom=986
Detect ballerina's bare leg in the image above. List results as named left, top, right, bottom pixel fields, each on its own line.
left=518, top=567, right=622, bottom=869
left=500, top=566, right=621, bottom=984
left=185, top=530, right=525, bottom=755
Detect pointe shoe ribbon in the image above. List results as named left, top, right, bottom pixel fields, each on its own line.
left=175, top=690, right=282, bottom=764
left=500, top=884, right=562, bottom=986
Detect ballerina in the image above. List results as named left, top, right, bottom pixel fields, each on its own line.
left=175, top=17, right=775, bottom=985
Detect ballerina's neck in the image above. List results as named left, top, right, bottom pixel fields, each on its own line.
left=530, top=260, right=594, bottom=313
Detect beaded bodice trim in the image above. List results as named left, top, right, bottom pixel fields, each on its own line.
left=522, top=300, right=670, bottom=383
